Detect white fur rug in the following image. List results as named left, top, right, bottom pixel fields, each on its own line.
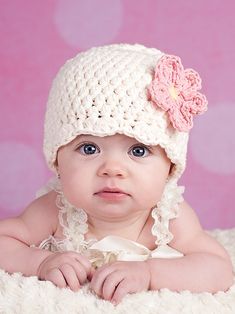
left=0, top=229, right=235, bottom=314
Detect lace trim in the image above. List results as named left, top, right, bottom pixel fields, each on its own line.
left=38, top=235, right=69, bottom=252
left=56, top=193, right=96, bottom=252
left=151, top=179, right=184, bottom=245
left=36, top=176, right=61, bottom=198
left=37, top=176, right=95, bottom=252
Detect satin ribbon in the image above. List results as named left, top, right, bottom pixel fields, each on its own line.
left=84, top=235, right=183, bottom=268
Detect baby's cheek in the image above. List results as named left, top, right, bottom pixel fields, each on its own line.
left=60, top=178, right=79, bottom=202
left=144, top=183, right=166, bottom=206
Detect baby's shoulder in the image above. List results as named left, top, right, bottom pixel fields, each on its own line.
left=24, top=190, right=58, bottom=214
left=168, top=200, right=204, bottom=248
left=0, top=191, right=59, bottom=246
left=20, top=190, right=59, bottom=236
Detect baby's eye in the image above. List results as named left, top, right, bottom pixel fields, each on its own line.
left=129, top=145, right=150, bottom=157
left=78, top=143, right=100, bottom=155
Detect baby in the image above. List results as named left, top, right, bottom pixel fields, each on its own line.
left=0, top=44, right=233, bottom=304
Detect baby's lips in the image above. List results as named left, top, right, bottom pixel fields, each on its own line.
left=95, top=186, right=128, bottom=194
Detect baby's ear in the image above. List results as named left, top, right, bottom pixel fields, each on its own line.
left=54, top=160, right=60, bottom=179
left=169, top=163, right=175, bottom=175
left=54, top=158, right=59, bottom=171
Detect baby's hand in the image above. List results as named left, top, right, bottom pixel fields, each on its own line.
left=90, top=261, right=151, bottom=304
left=37, top=251, right=92, bottom=291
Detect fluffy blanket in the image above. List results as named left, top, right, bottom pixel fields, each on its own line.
left=0, top=229, right=235, bottom=314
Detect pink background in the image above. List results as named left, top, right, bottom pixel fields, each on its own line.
left=0, top=0, right=234, bottom=229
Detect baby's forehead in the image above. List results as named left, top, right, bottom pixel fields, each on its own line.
left=71, top=133, right=147, bottom=145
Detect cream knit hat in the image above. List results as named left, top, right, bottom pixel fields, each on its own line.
left=43, top=43, right=208, bottom=245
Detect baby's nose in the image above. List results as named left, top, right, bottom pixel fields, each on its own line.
left=97, top=160, right=128, bottom=178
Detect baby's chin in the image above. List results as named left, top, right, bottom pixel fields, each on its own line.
left=86, top=204, right=150, bottom=223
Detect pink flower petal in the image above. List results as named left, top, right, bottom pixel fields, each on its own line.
left=155, top=55, right=184, bottom=86
left=149, top=82, right=173, bottom=111
left=168, top=104, right=193, bottom=132
left=183, top=69, right=202, bottom=91
left=189, top=93, right=208, bottom=114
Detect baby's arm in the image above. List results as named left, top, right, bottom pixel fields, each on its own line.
left=91, top=202, right=233, bottom=303
left=0, top=191, right=92, bottom=290
left=0, top=191, right=58, bottom=276
left=146, top=201, right=234, bottom=292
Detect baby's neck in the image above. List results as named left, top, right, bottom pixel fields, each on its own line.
left=86, top=211, right=151, bottom=242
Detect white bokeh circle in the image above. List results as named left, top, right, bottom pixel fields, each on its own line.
left=0, top=141, right=46, bottom=211
left=54, top=0, right=123, bottom=50
left=190, top=103, right=235, bottom=174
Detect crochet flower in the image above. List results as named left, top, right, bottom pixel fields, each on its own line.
left=148, top=55, right=208, bottom=132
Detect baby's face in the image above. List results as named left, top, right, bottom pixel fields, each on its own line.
left=56, top=134, right=171, bottom=221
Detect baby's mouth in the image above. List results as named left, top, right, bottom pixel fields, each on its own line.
left=94, top=187, right=130, bottom=201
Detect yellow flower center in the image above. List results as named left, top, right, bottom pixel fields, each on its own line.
left=169, top=86, right=179, bottom=100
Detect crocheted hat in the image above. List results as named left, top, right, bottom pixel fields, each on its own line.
left=44, top=44, right=207, bottom=183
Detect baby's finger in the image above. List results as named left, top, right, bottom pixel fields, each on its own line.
left=68, top=259, right=88, bottom=284
left=90, top=265, right=115, bottom=297
left=72, top=253, right=92, bottom=275
left=45, top=268, right=67, bottom=289
left=111, top=279, right=130, bottom=304
left=102, top=270, right=123, bottom=301
left=59, top=263, right=80, bottom=291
